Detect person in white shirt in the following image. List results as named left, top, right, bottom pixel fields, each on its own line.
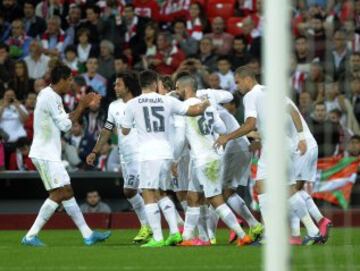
left=22, top=64, right=111, bottom=247
left=215, top=66, right=323, bottom=245
left=174, top=74, right=253, bottom=247
left=121, top=70, right=210, bottom=248
left=86, top=71, right=152, bottom=244
left=287, top=98, right=332, bottom=245
left=24, top=40, right=50, bottom=80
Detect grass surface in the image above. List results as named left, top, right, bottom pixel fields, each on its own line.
left=0, top=228, right=359, bottom=271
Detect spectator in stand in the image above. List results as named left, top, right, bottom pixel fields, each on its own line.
left=63, top=45, right=81, bottom=74
left=82, top=101, right=106, bottom=141
left=298, top=91, right=314, bottom=122
left=246, top=57, right=262, bottom=83
left=294, top=35, right=312, bottom=73
left=308, top=102, right=341, bottom=158
left=64, top=75, right=88, bottom=112
left=24, top=40, right=50, bottom=80
left=1, top=0, right=23, bottom=23
left=0, top=43, right=15, bottom=92
left=216, top=56, right=237, bottom=92
left=0, top=131, right=5, bottom=170
left=159, top=0, right=190, bottom=24
left=78, top=5, right=105, bottom=44
left=95, top=141, right=114, bottom=171
left=133, top=21, right=158, bottom=67
left=186, top=2, right=207, bottom=41
left=8, top=60, right=34, bottom=101
left=326, top=29, right=351, bottom=81
left=351, top=77, right=360, bottom=124
left=345, top=135, right=360, bottom=157
left=150, top=32, right=185, bottom=75
left=6, top=19, right=32, bottom=59
left=76, top=28, right=97, bottom=66
left=98, top=40, right=115, bottom=81
left=33, top=78, right=46, bottom=94
left=133, top=0, right=160, bottom=21
left=80, top=190, right=112, bottom=214
left=0, top=10, right=11, bottom=43
left=307, top=13, right=326, bottom=61
left=35, top=0, right=66, bottom=21
left=106, top=54, right=129, bottom=104
left=61, top=137, right=82, bottom=172
left=41, top=15, right=66, bottom=57
left=23, top=92, right=36, bottom=140
left=23, top=0, right=47, bottom=39
left=194, top=37, right=217, bottom=72
left=82, top=57, right=107, bottom=97
left=241, top=16, right=262, bottom=61
left=64, top=119, right=96, bottom=163
left=343, top=52, right=360, bottom=97
left=63, top=4, right=82, bottom=48
left=8, top=137, right=35, bottom=171
left=172, top=19, right=198, bottom=57
left=176, top=58, right=208, bottom=89
left=208, top=72, right=221, bottom=89
left=329, top=108, right=353, bottom=154
left=303, top=61, right=325, bottom=102
left=230, top=36, right=251, bottom=70
left=205, top=17, right=233, bottom=56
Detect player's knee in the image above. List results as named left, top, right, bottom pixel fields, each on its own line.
left=123, top=188, right=137, bottom=199
left=223, top=189, right=234, bottom=201
left=186, top=193, right=199, bottom=207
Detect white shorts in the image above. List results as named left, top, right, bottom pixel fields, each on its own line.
left=121, top=160, right=140, bottom=190
left=32, top=158, right=70, bottom=191
left=293, top=146, right=318, bottom=182
left=172, top=152, right=190, bottom=192
left=139, top=159, right=172, bottom=190
left=188, top=159, right=222, bottom=198
left=222, top=150, right=251, bottom=189
left=256, top=151, right=296, bottom=185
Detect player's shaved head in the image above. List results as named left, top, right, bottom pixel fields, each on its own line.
left=139, top=70, right=159, bottom=90
left=176, top=74, right=198, bottom=91
left=235, top=66, right=257, bottom=79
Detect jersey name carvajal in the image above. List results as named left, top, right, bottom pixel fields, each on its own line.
left=29, top=86, right=72, bottom=162
left=122, top=92, right=188, bottom=161
left=106, top=100, right=139, bottom=162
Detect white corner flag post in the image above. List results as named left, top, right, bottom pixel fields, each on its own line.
left=263, top=0, right=290, bottom=271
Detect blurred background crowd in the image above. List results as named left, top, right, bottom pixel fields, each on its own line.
left=0, top=0, right=360, bottom=173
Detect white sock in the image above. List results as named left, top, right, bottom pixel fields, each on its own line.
left=145, top=203, right=163, bottom=241
left=207, top=205, right=219, bottom=240
left=215, top=203, right=246, bottom=239
left=175, top=209, right=184, bottom=227
left=227, top=194, right=259, bottom=227
left=128, top=194, right=148, bottom=226
left=288, top=192, right=319, bottom=237
left=198, top=205, right=210, bottom=241
left=258, top=193, right=268, bottom=225
left=158, top=197, right=179, bottom=234
left=183, top=206, right=200, bottom=240
left=298, top=190, right=323, bottom=223
left=180, top=200, right=188, bottom=212
left=62, top=197, right=93, bottom=239
left=26, top=198, right=59, bottom=239
left=290, top=212, right=301, bottom=237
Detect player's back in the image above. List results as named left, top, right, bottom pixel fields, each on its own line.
left=29, top=86, right=72, bottom=162
left=184, top=97, right=221, bottom=167
left=125, top=92, right=187, bottom=161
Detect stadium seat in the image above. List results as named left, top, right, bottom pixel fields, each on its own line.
left=207, top=0, right=235, bottom=19
left=226, top=17, right=245, bottom=36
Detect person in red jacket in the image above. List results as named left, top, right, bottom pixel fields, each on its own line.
left=149, top=32, right=185, bottom=75
left=8, top=137, right=35, bottom=171
left=133, top=0, right=160, bottom=21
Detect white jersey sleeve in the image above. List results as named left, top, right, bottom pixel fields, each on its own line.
left=122, top=100, right=135, bottom=129
left=48, top=94, right=72, bottom=132
left=210, top=107, right=227, bottom=134
left=197, top=89, right=233, bottom=105
left=243, top=91, right=258, bottom=120
left=172, top=116, right=186, bottom=161
left=167, top=96, right=189, bottom=116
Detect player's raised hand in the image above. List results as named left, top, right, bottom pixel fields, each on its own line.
left=79, top=92, right=101, bottom=108
left=214, top=134, right=229, bottom=149
left=297, top=140, right=307, bottom=155
left=86, top=152, right=97, bottom=166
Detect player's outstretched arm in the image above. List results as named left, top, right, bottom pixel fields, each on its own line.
left=288, top=103, right=307, bottom=155
left=69, top=93, right=101, bottom=124
left=86, top=128, right=112, bottom=166
left=186, top=99, right=211, bottom=116
left=214, top=117, right=256, bottom=148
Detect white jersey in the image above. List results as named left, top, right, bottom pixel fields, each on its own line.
left=122, top=92, right=188, bottom=161
left=29, top=86, right=72, bottom=162
left=196, top=89, right=233, bottom=105
left=243, top=84, right=267, bottom=138
left=106, top=99, right=139, bottom=162
left=184, top=97, right=225, bottom=167
left=286, top=98, right=318, bottom=150
left=218, top=106, right=250, bottom=152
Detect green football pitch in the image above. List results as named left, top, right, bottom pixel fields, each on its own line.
left=0, top=228, right=359, bottom=271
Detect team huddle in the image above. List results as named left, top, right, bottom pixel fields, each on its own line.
left=21, top=64, right=332, bottom=248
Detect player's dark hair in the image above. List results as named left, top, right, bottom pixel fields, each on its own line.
left=235, top=66, right=257, bottom=79
left=116, top=71, right=141, bottom=97
left=160, top=75, right=175, bottom=91
left=50, top=64, right=72, bottom=84
left=139, top=70, right=159, bottom=89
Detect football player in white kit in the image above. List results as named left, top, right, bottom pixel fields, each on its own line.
left=215, top=66, right=323, bottom=245
left=121, top=70, right=210, bottom=248
left=287, top=98, right=332, bottom=245
left=22, top=64, right=111, bottom=247
left=86, top=72, right=152, bottom=244
left=174, top=74, right=253, bottom=247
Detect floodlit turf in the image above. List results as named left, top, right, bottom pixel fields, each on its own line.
left=0, top=228, right=359, bottom=271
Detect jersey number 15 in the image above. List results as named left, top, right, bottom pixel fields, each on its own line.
left=143, top=106, right=165, bottom=132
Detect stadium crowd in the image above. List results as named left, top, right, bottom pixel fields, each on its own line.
left=0, top=0, right=360, bottom=172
